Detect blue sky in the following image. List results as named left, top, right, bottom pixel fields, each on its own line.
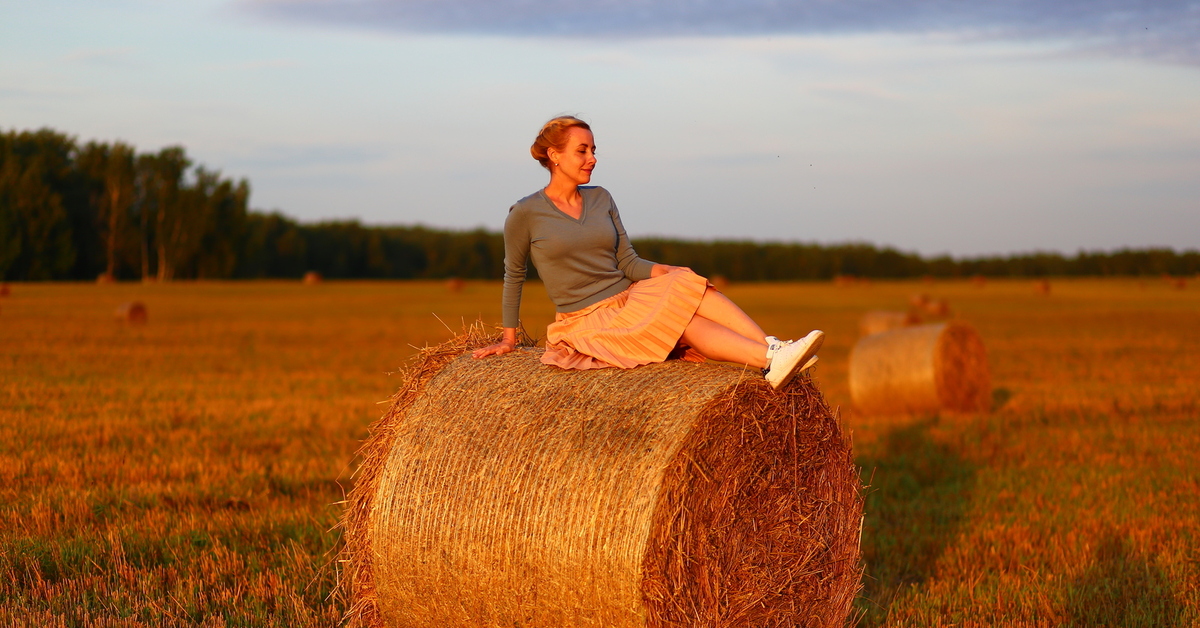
left=3, top=0, right=1198, bottom=256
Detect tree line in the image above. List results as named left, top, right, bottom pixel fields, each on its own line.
left=2, top=128, right=1197, bottom=282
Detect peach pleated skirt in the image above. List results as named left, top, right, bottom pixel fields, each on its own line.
left=541, top=270, right=710, bottom=370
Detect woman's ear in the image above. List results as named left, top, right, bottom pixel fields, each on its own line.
left=545, top=145, right=560, bottom=168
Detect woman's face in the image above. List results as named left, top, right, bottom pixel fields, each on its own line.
left=549, top=127, right=596, bottom=185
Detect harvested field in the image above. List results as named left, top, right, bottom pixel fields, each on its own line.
left=1, top=278, right=1198, bottom=627
left=859, top=309, right=922, bottom=337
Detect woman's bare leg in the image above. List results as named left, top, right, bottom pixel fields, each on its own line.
left=680, top=315, right=768, bottom=368
left=695, top=287, right=766, bottom=342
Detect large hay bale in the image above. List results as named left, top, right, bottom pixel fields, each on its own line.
left=849, top=321, right=990, bottom=415
left=859, top=309, right=922, bottom=337
left=114, top=301, right=148, bottom=324
left=343, top=333, right=863, bottom=628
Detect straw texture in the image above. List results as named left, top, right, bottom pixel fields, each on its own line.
left=848, top=321, right=991, bottom=415
left=341, top=328, right=862, bottom=628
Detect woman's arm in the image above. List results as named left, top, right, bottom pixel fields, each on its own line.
left=476, top=207, right=529, bottom=360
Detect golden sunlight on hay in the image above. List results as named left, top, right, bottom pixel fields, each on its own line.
left=114, top=301, right=148, bottom=324
left=859, top=310, right=922, bottom=337
left=303, top=271, right=323, bottom=284
left=849, top=321, right=990, bottom=415
left=342, top=332, right=863, bottom=628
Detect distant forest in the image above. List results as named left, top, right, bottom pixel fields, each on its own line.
left=3, top=128, right=1198, bottom=282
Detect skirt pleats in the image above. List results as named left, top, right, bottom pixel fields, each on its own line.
left=541, top=271, right=710, bottom=370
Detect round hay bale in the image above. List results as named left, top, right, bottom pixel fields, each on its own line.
left=921, top=298, right=952, bottom=318
left=709, top=274, right=729, bottom=290
left=303, top=271, right=323, bottom=284
left=859, top=309, right=922, bottom=337
left=970, top=274, right=987, bottom=288
left=445, top=277, right=466, bottom=293
left=1034, top=279, right=1051, bottom=295
left=96, top=273, right=115, bottom=284
left=849, top=321, right=990, bottom=415
left=343, top=333, right=863, bottom=628
left=114, top=301, right=148, bottom=324
left=0, top=283, right=9, bottom=297
left=908, top=292, right=930, bottom=309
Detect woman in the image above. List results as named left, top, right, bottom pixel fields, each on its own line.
left=472, top=116, right=823, bottom=390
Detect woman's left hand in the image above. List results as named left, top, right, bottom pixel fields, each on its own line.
left=651, top=264, right=693, bottom=278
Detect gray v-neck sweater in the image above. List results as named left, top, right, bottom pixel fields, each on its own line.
left=502, top=186, right=656, bottom=329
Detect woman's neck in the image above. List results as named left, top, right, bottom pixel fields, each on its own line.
left=543, top=177, right=579, bottom=203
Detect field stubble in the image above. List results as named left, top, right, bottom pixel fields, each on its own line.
left=1, top=278, right=1197, bottom=626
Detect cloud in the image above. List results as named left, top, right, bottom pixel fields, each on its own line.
left=237, top=0, right=1200, bottom=64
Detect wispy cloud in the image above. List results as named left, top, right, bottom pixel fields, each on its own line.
left=63, top=47, right=137, bottom=65
left=236, top=0, right=1200, bottom=64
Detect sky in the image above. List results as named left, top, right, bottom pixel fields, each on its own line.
left=2, top=0, right=1198, bottom=257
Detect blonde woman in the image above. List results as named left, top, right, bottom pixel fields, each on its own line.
left=473, top=116, right=823, bottom=389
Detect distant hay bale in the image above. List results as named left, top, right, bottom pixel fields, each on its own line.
left=849, top=321, right=990, bottom=415
left=709, top=274, right=729, bottom=290
left=860, top=310, right=922, bottom=337
left=833, top=274, right=858, bottom=287
left=1170, top=277, right=1187, bottom=290
left=0, top=283, right=9, bottom=297
left=970, top=274, right=987, bottom=288
left=114, top=302, right=148, bottom=324
left=342, top=331, right=863, bottom=628
left=445, top=277, right=466, bottom=293
left=96, top=273, right=115, bottom=284
left=908, top=292, right=930, bottom=309
left=303, top=271, right=323, bottom=284
left=921, top=298, right=952, bottom=318
left=1034, top=280, right=1051, bottom=296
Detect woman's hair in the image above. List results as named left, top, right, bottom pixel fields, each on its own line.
left=530, top=116, right=591, bottom=170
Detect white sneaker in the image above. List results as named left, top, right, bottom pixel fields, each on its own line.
left=764, top=330, right=824, bottom=389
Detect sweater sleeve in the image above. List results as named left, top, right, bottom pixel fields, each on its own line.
left=610, top=199, right=656, bottom=281
left=501, top=206, right=530, bottom=329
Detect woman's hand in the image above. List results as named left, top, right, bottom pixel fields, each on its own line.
left=472, top=341, right=516, bottom=359
left=472, top=327, right=520, bottom=359
left=651, top=264, right=693, bottom=278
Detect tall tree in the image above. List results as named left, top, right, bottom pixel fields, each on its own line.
left=77, top=141, right=136, bottom=280
left=137, top=147, right=190, bottom=281
left=0, top=129, right=79, bottom=280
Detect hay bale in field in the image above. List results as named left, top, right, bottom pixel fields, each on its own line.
left=860, top=310, right=922, bottom=337
left=1034, top=279, right=1051, bottom=295
left=0, top=283, right=9, bottom=296
left=342, top=331, right=863, bottom=628
left=709, top=274, right=729, bottom=290
left=849, top=321, right=990, bottom=415
left=114, top=301, right=148, bottom=324
left=445, top=277, right=466, bottom=293
left=970, top=274, right=987, bottom=288
left=908, top=292, right=930, bottom=309
left=303, top=271, right=323, bottom=284
left=96, top=273, right=115, bottom=284
left=921, top=298, right=952, bottom=318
